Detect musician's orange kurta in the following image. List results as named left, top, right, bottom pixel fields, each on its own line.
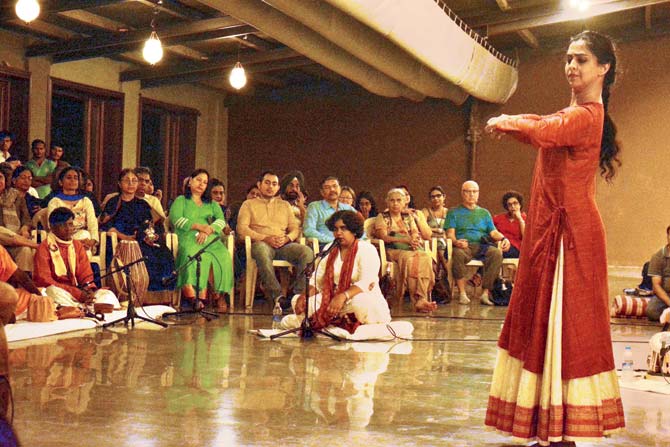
left=33, top=239, right=93, bottom=302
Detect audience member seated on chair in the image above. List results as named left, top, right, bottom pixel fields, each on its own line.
left=227, top=185, right=261, bottom=281
left=210, top=178, right=235, bottom=238
left=33, top=207, right=97, bottom=304
left=445, top=181, right=509, bottom=306
left=46, top=167, right=98, bottom=254
left=287, top=210, right=391, bottom=331
left=339, top=186, right=356, bottom=207
left=355, top=190, right=378, bottom=220
left=646, top=225, right=670, bottom=322
left=46, top=143, right=70, bottom=196
left=0, top=130, right=21, bottom=169
left=169, top=168, right=232, bottom=312
left=493, top=191, right=526, bottom=259
left=99, top=169, right=175, bottom=293
left=25, top=139, right=57, bottom=200
left=77, top=169, right=101, bottom=217
left=304, top=176, right=355, bottom=248
left=373, top=188, right=436, bottom=313
left=0, top=169, right=37, bottom=272
left=396, top=185, right=432, bottom=241
left=102, top=167, right=166, bottom=224
left=10, top=167, right=41, bottom=218
left=237, top=171, right=314, bottom=311
left=280, top=171, right=308, bottom=230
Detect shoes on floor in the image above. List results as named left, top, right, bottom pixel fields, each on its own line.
left=458, top=294, right=471, bottom=305
left=276, top=295, right=292, bottom=314
left=480, top=293, right=494, bottom=306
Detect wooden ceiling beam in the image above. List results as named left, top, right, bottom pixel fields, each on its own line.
left=132, top=0, right=210, bottom=20
left=122, top=46, right=299, bottom=81
left=0, top=0, right=125, bottom=22
left=2, top=19, right=74, bottom=40
left=479, top=0, right=670, bottom=36
left=231, top=35, right=274, bottom=51
left=140, top=55, right=311, bottom=88
left=26, top=16, right=251, bottom=58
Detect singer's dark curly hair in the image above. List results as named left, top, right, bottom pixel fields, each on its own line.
left=326, top=210, right=364, bottom=239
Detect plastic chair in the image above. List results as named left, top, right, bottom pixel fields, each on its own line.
left=165, top=232, right=235, bottom=310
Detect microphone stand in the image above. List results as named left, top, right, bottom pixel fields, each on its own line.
left=100, top=257, right=168, bottom=328
left=162, top=236, right=220, bottom=321
left=271, top=242, right=341, bottom=341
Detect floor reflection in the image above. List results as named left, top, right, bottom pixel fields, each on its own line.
left=5, top=308, right=670, bottom=447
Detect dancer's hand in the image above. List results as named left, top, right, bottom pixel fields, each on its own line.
left=485, top=115, right=509, bottom=139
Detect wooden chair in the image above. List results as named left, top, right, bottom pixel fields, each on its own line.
left=243, top=236, right=294, bottom=311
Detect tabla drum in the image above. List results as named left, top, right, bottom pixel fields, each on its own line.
left=110, top=240, right=149, bottom=305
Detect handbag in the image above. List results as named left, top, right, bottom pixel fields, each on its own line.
left=491, top=277, right=513, bottom=306
left=379, top=263, right=396, bottom=303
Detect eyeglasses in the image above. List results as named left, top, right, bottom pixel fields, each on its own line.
left=429, top=194, right=443, bottom=199
left=462, top=190, right=479, bottom=194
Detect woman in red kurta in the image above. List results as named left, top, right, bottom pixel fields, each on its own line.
left=484, top=31, right=624, bottom=445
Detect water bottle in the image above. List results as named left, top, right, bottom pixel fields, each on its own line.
left=272, top=300, right=283, bottom=330
left=621, top=345, right=634, bottom=381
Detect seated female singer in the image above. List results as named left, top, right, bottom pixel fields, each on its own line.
left=288, top=210, right=391, bottom=333
left=169, top=169, right=233, bottom=312
left=99, top=169, right=175, bottom=293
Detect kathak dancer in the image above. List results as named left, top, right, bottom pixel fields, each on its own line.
left=484, top=30, right=625, bottom=445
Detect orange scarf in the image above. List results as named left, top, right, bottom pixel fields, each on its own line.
left=311, top=239, right=361, bottom=333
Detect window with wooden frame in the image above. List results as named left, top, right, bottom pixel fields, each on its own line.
left=138, top=97, right=198, bottom=206
left=49, top=78, right=123, bottom=199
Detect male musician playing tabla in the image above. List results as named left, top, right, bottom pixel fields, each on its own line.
left=33, top=207, right=97, bottom=303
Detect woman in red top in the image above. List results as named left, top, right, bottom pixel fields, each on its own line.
left=484, top=31, right=624, bottom=445
left=492, top=190, right=527, bottom=259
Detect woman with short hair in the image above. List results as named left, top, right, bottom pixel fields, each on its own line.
left=373, top=188, right=436, bottom=313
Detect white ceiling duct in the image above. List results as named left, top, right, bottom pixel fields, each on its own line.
left=323, top=0, right=518, bottom=104
left=264, top=0, right=468, bottom=104
left=198, top=0, right=425, bottom=101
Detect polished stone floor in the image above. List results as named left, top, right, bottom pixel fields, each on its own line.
left=7, top=299, right=669, bottom=447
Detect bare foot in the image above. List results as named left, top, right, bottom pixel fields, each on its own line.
left=414, top=299, right=438, bottom=313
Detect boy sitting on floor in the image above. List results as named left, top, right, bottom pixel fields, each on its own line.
left=33, top=207, right=97, bottom=304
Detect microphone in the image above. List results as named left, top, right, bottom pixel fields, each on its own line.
left=315, top=240, right=339, bottom=259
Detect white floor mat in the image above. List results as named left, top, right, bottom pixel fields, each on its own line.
left=7, top=305, right=174, bottom=343
left=254, top=320, right=414, bottom=341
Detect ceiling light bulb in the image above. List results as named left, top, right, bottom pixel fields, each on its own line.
left=578, top=0, right=591, bottom=11
left=15, top=0, right=40, bottom=23
left=143, top=31, right=163, bottom=65
left=229, top=62, right=247, bottom=90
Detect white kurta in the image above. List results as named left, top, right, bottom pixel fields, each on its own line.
left=289, top=240, right=390, bottom=326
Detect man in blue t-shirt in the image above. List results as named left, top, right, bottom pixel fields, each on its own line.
left=445, top=181, right=509, bottom=306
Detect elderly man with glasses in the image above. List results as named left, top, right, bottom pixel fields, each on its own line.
left=445, top=180, right=509, bottom=306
